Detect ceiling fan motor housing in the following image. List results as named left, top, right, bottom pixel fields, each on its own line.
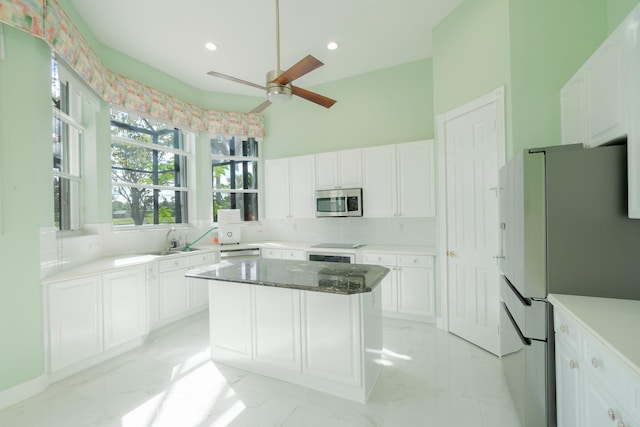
left=266, top=69, right=292, bottom=103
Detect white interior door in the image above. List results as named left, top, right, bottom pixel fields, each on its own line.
left=439, top=89, right=504, bottom=356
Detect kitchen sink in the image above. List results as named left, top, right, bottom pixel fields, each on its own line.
left=146, top=247, right=202, bottom=256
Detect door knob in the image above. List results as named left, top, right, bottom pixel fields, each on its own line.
left=447, top=250, right=458, bottom=257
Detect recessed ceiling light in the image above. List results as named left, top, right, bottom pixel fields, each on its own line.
left=327, top=41, right=339, bottom=51
left=205, top=42, right=218, bottom=51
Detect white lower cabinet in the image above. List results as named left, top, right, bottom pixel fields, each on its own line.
left=363, top=251, right=435, bottom=322
left=253, top=286, right=301, bottom=371
left=102, top=268, right=147, bottom=350
left=48, top=276, right=103, bottom=372
left=207, top=279, right=381, bottom=402
left=209, top=280, right=253, bottom=360
left=47, top=266, right=147, bottom=377
left=153, top=251, right=217, bottom=328
left=301, top=291, right=361, bottom=386
left=554, top=305, right=640, bottom=427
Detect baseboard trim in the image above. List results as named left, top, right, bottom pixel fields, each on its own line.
left=0, top=374, right=49, bottom=411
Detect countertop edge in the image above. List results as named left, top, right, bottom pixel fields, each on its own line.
left=548, top=293, right=640, bottom=379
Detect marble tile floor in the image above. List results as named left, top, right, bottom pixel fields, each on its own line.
left=0, top=312, right=521, bottom=427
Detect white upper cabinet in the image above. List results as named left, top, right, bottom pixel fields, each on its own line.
left=397, top=140, right=436, bottom=217
left=289, top=155, right=316, bottom=218
left=583, top=28, right=630, bottom=147
left=561, top=18, right=631, bottom=148
left=363, top=144, right=397, bottom=217
left=561, top=4, right=640, bottom=219
left=265, top=155, right=315, bottom=219
left=363, top=140, right=435, bottom=218
left=265, top=158, right=290, bottom=219
left=315, top=149, right=362, bottom=190
left=560, top=72, right=586, bottom=146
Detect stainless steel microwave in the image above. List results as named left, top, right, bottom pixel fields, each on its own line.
left=315, top=188, right=363, bottom=217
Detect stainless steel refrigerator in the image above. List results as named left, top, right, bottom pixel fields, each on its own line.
left=499, top=143, right=640, bottom=427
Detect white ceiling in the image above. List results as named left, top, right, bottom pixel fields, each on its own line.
left=69, top=0, right=463, bottom=98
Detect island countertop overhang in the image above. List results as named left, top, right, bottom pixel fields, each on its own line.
left=186, top=257, right=389, bottom=295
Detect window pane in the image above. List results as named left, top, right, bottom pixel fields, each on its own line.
left=112, top=143, right=187, bottom=187
left=110, top=111, right=183, bottom=150
left=112, top=186, right=187, bottom=226
left=53, top=119, right=82, bottom=177
left=210, top=136, right=258, bottom=157
left=213, top=192, right=258, bottom=222
left=212, top=160, right=257, bottom=190
left=54, top=177, right=81, bottom=231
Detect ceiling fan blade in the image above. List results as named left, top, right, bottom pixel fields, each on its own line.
left=249, top=100, right=272, bottom=114
left=292, top=86, right=337, bottom=109
left=206, top=70, right=266, bottom=91
left=272, top=55, right=324, bottom=85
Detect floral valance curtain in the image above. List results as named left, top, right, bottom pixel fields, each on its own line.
left=0, top=0, right=264, bottom=137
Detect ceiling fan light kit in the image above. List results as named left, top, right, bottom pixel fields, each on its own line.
left=266, top=69, right=292, bottom=104
left=206, top=0, right=337, bottom=113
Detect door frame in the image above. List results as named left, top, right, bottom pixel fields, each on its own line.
left=435, top=87, right=506, bottom=332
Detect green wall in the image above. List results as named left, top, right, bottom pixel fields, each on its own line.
left=432, top=0, right=512, bottom=118
left=261, top=58, right=434, bottom=160
left=508, top=0, right=608, bottom=156
left=432, top=0, right=636, bottom=160
left=0, top=27, right=49, bottom=390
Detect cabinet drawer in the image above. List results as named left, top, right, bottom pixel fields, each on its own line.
left=261, top=248, right=282, bottom=259
left=158, top=256, right=192, bottom=273
left=554, top=308, right=581, bottom=350
left=188, top=252, right=216, bottom=266
left=282, top=249, right=305, bottom=260
left=363, top=252, right=396, bottom=266
left=397, top=254, right=433, bottom=268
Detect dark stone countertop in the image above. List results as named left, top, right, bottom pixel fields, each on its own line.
left=185, top=257, right=389, bottom=295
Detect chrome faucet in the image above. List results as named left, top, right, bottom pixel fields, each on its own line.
left=164, top=227, right=176, bottom=251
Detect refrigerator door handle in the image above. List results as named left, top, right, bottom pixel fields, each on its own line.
left=502, top=275, right=532, bottom=306
left=502, top=302, right=532, bottom=346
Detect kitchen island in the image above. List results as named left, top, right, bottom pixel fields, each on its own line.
left=186, top=257, right=389, bottom=403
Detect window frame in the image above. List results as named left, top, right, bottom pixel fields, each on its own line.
left=210, top=135, right=261, bottom=223
left=52, top=57, right=87, bottom=233
left=110, top=108, right=193, bottom=228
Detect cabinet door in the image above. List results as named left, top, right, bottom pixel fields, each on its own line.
left=338, top=148, right=363, bottom=188
left=584, top=28, right=630, bottom=147
left=49, top=276, right=102, bottom=371
left=397, top=265, right=434, bottom=318
left=397, top=140, right=435, bottom=217
left=290, top=155, right=316, bottom=218
left=157, top=267, right=190, bottom=321
left=301, top=292, right=362, bottom=386
left=189, top=277, right=209, bottom=309
left=209, top=281, right=253, bottom=360
left=363, top=144, right=397, bottom=217
left=315, top=152, right=339, bottom=189
left=583, top=374, right=630, bottom=427
left=363, top=252, right=397, bottom=312
left=560, top=72, right=586, bottom=145
left=555, top=340, right=582, bottom=427
left=102, top=267, right=147, bottom=350
left=265, top=158, right=290, bottom=218
left=252, top=286, right=301, bottom=371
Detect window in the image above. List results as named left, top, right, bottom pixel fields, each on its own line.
left=52, top=58, right=84, bottom=231
left=210, top=136, right=259, bottom=222
left=110, top=110, right=190, bottom=226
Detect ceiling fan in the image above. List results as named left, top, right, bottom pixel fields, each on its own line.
left=206, top=0, right=337, bottom=114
